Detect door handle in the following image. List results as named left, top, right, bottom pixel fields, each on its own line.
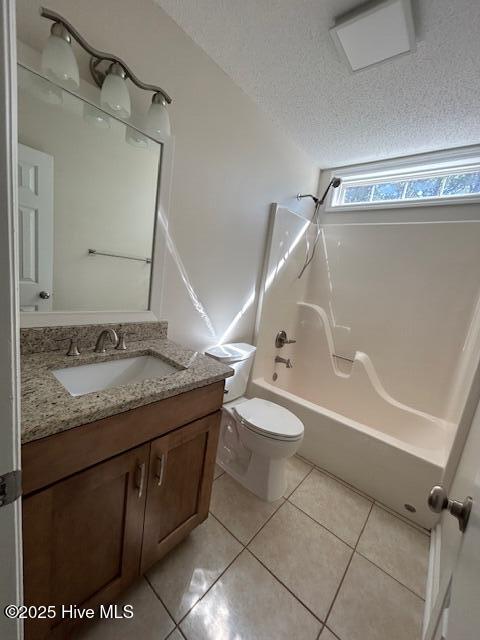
left=135, top=462, right=146, bottom=499
left=155, top=453, right=167, bottom=487
left=39, top=291, right=51, bottom=299
left=428, top=485, right=472, bottom=532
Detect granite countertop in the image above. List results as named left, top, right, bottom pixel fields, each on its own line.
left=21, top=338, right=233, bottom=445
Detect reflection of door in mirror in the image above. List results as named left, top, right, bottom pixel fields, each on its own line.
left=18, top=144, right=54, bottom=312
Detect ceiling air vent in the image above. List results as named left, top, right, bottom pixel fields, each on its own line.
left=330, top=0, right=415, bottom=72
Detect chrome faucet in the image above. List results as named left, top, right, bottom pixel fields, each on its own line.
left=94, top=328, right=119, bottom=353
left=275, top=355, right=293, bottom=369
left=275, top=330, right=297, bottom=348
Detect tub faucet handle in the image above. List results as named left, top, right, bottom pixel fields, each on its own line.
left=275, top=330, right=297, bottom=348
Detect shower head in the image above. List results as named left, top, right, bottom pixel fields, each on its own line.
left=296, top=176, right=342, bottom=206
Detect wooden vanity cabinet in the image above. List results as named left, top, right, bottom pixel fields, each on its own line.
left=23, top=445, right=149, bottom=640
left=21, top=382, right=223, bottom=640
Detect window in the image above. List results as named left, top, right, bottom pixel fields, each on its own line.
left=328, top=150, right=480, bottom=210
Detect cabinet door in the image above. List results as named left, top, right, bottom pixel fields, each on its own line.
left=141, top=412, right=220, bottom=573
left=23, top=444, right=149, bottom=640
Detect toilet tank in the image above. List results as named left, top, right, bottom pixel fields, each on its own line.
left=205, top=343, right=256, bottom=401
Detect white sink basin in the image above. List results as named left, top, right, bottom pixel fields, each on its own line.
left=53, top=355, right=180, bottom=397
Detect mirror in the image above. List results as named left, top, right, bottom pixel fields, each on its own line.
left=17, top=65, right=162, bottom=313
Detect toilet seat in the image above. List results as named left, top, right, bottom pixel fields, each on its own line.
left=232, top=397, right=304, bottom=442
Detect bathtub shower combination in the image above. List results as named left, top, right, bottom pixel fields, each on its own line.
left=249, top=205, right=480, bottom=528
left=251, top=300, right=447, bottom=528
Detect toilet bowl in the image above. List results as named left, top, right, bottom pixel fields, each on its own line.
left=205, top=343, right=304, bottom=501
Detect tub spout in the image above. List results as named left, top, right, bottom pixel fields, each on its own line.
left=275, top=356, right=293, bottom=369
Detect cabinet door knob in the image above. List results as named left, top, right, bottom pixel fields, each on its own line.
left=39, top=290, right=51, bottom=299
left=155, top=453, right=167, bottom=487
left=135, top=462, right=146, bottom=499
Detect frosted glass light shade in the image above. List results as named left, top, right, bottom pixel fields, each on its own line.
left=41, top=33, right=80, bottom=90
left=147, top=95, right=171, bottom=138
left=100, top=68, right=131, bottom=119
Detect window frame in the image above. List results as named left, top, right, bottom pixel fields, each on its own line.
left=325, top=146, right=480, bottom=212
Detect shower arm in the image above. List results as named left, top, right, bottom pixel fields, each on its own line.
left=296, top=177, right=342, bottom=207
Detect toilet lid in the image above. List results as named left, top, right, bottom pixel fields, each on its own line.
left=232, top=398, right=304, bottom=441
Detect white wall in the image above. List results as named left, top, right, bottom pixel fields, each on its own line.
left=15, top=0, right=318, bottom=349
left=18, top=66, right=158, bottom=312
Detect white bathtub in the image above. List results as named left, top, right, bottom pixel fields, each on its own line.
left=250, top=303, right=449, bottom=528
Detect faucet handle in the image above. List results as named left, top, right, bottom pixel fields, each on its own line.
left=116, top=332, right=127, bottom=351
left=275, top=330, right=297, bottom=348
left=66, top=337, right=80, bottom=357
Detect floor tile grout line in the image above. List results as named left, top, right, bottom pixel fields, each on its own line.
left=306, top=456, right=429, bottom=534
left=288, top=465, right=316, bottom=499
left=298, top=454, right=430, bottom=531
left=316, top=623, right=325, bottom=640
left=148, top=465, right=425, bottom=638
left=324, top=624, right=342, bottom=640
left=245, top=546, right=325, bottom=626
left=211, top=484, right=287, bottom=547
left=354, top=550, right=426, bottom=601
left=286, top=496, right=368, bottom=550
left=295, top=459, right=429, bottom=540
left=208, top=510, right=247, bottom=547
left=153, top=462, right=426, bottom=639
left=213, top=482, right=425, bottom=628
left=312, top=464, right=375, bottom=501
left=373, top=500, right=430, bottom=536
left=144, top=573, right=178, bottom=631
left=283, top=467, right=313, bottom=499
left=175, top=544, right=245, bottom=629
left=214, top=469, right=225, bottom=481
left=323, top=501, right=374, bottom=628
left=294, top=452, right=375, bottom=501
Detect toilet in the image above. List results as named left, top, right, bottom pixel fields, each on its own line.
left=205, top=343, right=304, bottom=501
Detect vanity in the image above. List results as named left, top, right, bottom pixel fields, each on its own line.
left=14, top=40, right=232, bottom=639
left=20, top=322, right=232, bottom=639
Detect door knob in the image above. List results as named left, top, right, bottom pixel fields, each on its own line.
left=428, top=485, right=472, bottom=532
left=39, top=291, right=51, bottom=299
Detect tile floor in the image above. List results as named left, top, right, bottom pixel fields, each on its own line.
left=76, top=456, right=429, bottom=640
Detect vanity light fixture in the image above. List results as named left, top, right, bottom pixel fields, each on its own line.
left=41, top=22, right=80, bottom=90
left=40, top=7, right=172, bottom=134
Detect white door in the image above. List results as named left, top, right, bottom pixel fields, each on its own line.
left=445, top=466, right=480, bottom=639
left=18, top=143, right=53, bottom=312
left=424, top=384, right=480, bottom=640
left=0, top=2, right=23, bottom=639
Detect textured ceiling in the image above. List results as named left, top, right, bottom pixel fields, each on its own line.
left=154, top=0, right=480, bottom=167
